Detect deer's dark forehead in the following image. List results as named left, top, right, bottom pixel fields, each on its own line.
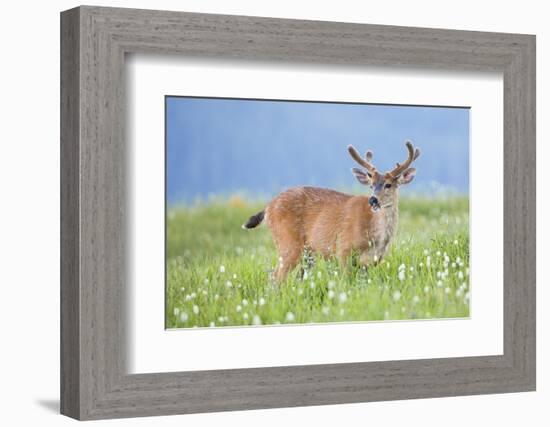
left=374, top=173, right=394, bottom=182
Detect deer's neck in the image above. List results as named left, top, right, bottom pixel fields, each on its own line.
left=370, top=193, right=399, bottom=258
left=381, top=196, right=399, bottom=238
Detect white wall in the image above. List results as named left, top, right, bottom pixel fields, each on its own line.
left=0, top=0, right=546, bottom=425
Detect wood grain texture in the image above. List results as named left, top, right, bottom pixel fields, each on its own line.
left=60, top=5, right=536, bottom=420
left=60, top=7, right=80, bottom=419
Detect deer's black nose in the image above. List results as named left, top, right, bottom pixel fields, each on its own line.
left=369, top=196, right=379, bottom=207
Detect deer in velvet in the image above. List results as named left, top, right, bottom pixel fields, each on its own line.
left=243, top=141, right=420, bottom=281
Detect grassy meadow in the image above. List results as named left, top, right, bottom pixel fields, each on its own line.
left=166, top=194, right=470, bottom=329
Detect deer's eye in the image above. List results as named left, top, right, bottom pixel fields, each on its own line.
left=384, top=183, right=392, bottom=189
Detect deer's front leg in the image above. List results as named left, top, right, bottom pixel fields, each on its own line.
left=359, top=249, right=381, bottom=269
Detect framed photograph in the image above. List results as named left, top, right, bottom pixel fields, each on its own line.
left=60, top=6, right=536, bottom=420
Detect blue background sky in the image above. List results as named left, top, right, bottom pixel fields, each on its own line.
left=166, top=97, right=469, bottom=204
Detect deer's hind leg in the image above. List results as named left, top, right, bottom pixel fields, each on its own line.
left=269, top=226, right=304, bottom=282
left=273, top=247, right=302, bottom=282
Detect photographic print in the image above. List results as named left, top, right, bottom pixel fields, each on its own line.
left=166, top=97, right=470, bottom=329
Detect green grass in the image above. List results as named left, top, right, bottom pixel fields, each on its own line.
left=166, top=194, right=469, bottom=328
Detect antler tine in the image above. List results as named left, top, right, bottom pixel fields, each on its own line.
left=389, top=140, right=420, bottom=177
left=347, top=145, right=376, bottom=174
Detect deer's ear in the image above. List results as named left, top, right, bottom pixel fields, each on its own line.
left=351, top=168, right=371, bottom=185
left=398, top=168, right=416, bottom=185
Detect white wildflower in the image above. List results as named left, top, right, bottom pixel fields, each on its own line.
left=285, top=312, right=295, bottom=322
left=426, top=256, right=431, bottom=267
left=412, top=295, right=420, bottom=304
left=423, top=249, right=429, bottom=255
left=236, top=305, right=242, bottom=312
left=424, top=286, right=430, bottom=293
left=233, top=273, right=237, bottom=279
left=398, top=270, right=406, bottom=281
left=321, top=306, right=330, bottom=315
left=242, top=299, right=248, bottom=306
left=192, top=305, right=199, bottom=314
left=259, top=297, right=266, bottom=306
left=444, top=287, right=451, bottom=294
left=252, top=315, right=262, bottom=325
left=398, top=263, right=406, bottom=271
left=179, top=312, right=189, bottom=322
left=173, top=307, right=180, bottom=316
left=458, top=271, right=464, bottom=280
left=209, top=322, right=216, bottom=327
left=392, top=290, right=401, bottom=301
left=328, top=290, right=335, bottom=299
left=328, top=280, right=336, bottom=289
left=219, top=265, right=225, bottom=273
left=317, top=271, right=322, bottom=279
left=226, top=280, right=232, bottom=288
left=454, top=239, right=459, bottom=245
left=437, top=280, right=443, bottom=288
left=338, top=292, right=348, bottom=303
left=243, top=313, right=249, bottom=320
left=310, top=281, right=316, bottom=289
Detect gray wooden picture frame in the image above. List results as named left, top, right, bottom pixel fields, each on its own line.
left=60, top=5, right=536, bottom=421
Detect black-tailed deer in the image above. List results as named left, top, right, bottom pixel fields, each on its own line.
left=243, top=141, right=420, bottom=281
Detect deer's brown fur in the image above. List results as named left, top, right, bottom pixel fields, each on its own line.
left=243, top=142, right=420, bottom=281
